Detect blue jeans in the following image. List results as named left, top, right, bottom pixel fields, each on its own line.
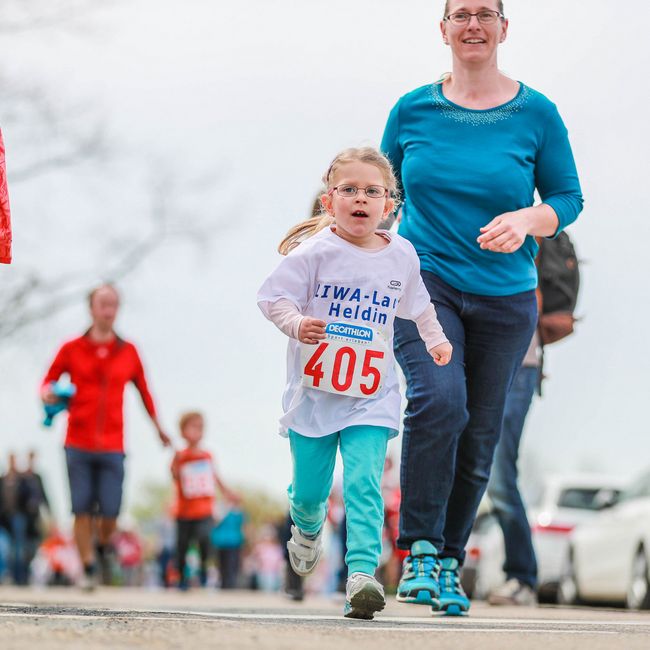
left=394, top=272, right=537, bottom=563
left=9, top=512, right=37, bottom=585
left=487, top=364, right=539, bottom=588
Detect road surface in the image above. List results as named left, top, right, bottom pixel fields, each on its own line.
left=2, top=587, right=649, bottom=649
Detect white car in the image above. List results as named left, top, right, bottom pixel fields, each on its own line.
left=460, top=474, right=626, bottom=600
left=558, top=469, right=650, bottom=609
left=461, top=503, right=505, bottom=600
left=530, top=474, right=626, bottom=599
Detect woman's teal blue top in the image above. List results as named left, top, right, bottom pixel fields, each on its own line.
left=381, top=82, right=583, bottom=296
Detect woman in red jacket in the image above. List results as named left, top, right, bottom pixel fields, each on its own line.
left=42, top=284, right=170, bottom=589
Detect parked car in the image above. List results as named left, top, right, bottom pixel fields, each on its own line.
left=461, top=474, right=626, bottom=601
left=558, top=468, right=650, bottom=609
left=461, top=505, right=504, bottom=600
left=530, top=474, right=626, bottom=599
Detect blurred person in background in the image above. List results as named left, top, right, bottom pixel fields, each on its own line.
left=486, top=334, right=540, bottom=605
left=31, top=526, right=81, bottom=587
left=0, top=452, right=50, bottom=586
left=381, top=0, right=583, bottom=616
left=21, top=451, right=51, bottom=573
left=1, top=453, right=31, bottom=584
left=113, top=519, right=143, bottom=586
left=0, top=463, right=8, bottom=582
left=211, top=494, right=246, bottom=589
left=0, top=528, right=9, bottom=584
left=0, top=126, right=12, bottom=265
left=251, top=524, right=284, bottom=592
left=379, top=456, right=403, bottom=591
left=154, top=503, right=177, bottom=588
left=488, top=230, right=580, bottom=605
left=171, top=411, right=235, bottom=591
left=328, top=486, right=347, bottom=594
left=41, top=283, right=170, bottom=590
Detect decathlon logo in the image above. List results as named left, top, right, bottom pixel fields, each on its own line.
left=326, top=323, right=374, bottom=341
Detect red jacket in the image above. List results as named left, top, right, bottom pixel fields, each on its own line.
left=42, top=334, right=158, bottom=453
left=0, top=129, right=12, bottom=264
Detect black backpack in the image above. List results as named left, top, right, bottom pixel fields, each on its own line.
left=537, top=231, right=580, bottom=345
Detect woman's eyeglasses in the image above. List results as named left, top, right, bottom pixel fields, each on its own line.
left=444, top=10, right=504, bottom=25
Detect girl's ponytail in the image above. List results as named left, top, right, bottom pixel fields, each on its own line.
left=278, top=212, right=332, bottom=256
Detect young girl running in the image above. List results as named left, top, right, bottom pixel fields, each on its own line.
left=257, top=147, right=452, bottom=619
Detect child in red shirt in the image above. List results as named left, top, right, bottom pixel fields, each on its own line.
left=171, top=411, right=233, bottom=590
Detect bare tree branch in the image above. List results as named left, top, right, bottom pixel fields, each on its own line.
left=0, top=0, right=222, bottom=342
left=1, top=73, right=109, bottom=183
left=10, top=127, right=106, bottom=183
left=0, top=1, right=111, bottom=182
left=0, top=170, right=223, bottom=340
left=0, top=0, right=116, bottom=35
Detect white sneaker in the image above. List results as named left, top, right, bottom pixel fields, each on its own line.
left=488, top=578, right=537, bottom=606
left=287, top=525, right=322, bottom=576
left=344, top=572, right=386, bottom=619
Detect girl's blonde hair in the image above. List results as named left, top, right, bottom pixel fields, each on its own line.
left=278, top=147, right=399, bottom=255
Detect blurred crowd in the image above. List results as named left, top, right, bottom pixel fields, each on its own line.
left=0, top=449, right=405, bottom=596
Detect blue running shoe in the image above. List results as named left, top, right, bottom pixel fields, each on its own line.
left=438, top=557, right=470, bottom=616
left=396, top=540, right=440, bottom=606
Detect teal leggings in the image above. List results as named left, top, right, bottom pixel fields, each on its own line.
left=288, top=425, right=390, bottom=576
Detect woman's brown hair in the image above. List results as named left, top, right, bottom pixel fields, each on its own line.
left=443, top=0, right=504, bottom=17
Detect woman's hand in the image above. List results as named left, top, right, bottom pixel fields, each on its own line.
left=477, top=209, right=532, bottom=253
left=298, top=317, right=327, bottom=344
left=429, top=341, right=453, bottom=366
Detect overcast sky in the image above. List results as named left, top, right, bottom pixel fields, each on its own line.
left=1, top=0, right=649, bottom=524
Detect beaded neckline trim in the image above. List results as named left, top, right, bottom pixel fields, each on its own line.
left=429, top=82, right=532, bottom=125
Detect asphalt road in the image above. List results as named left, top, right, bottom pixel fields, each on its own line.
left=2, top=587, right=650, bottom=650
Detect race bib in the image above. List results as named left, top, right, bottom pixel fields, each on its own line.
left=179, top=459, right=215, bottom=499
left=300, top=322, right=389, bottom=399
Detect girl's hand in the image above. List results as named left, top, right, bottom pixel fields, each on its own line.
left=429, top=341, right=452, bottom=366
left=477, top=209, right=531, bottom=253
left=299, top=317, right=327, bottom=344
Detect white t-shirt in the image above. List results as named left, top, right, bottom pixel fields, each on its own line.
left=257, top=227, right=433, bottom=439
